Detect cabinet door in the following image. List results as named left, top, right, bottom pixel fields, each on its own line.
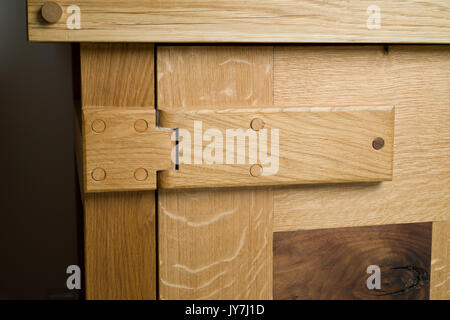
left=156, top=45, right=449, bottom=300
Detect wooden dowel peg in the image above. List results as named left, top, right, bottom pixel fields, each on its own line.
left=91, top=168, right=106, bottom=181
left=250, top=164, right=263, bottom=177
left=250, top=118, right=265, bottom=131
left=41, top=2, right=63, bottom=24
left=134, top=168, right=149, bottom=181
left=91, top=119, right=106, bottom=133
left=134, top=119, right=148, bottom=133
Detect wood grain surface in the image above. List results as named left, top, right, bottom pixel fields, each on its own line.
left=81, top=43, right=154, bottom=108
left=157, top=46, right=273, bottom=110
left=430, top=221, right=450, bottom=300
left=27, top=0, right=450, bottom=43
left=81, top=44, right=157, bottom=299
left=274, top=223, right=432, bottom=300
left=159, top=188, right=273, bottom=299
left=78, top=43, right=449, bottom=300
left=82, top=108, right=172, bottom=192
left=157, top=46, right=274, bottom=299
left=158, top=106, right=394, bottom=188
left=274, top=46, right=450, bottom=231
left=84, top=192, right=156, bottom=299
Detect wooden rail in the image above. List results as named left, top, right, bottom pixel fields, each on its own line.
left=28, top=0, right=450, bottom=43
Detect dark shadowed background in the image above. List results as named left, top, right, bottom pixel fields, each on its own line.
left=0, top=0, right=82, bottom=299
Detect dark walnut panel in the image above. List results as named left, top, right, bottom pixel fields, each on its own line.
left=274, top=223, right=432, bottom=300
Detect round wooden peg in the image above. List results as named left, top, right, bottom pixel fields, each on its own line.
left=250, top=164, right=263, bottom=177
left=91, top=168, right=106, bottom=181
left=250, top=118, right=265, bottom=131
left=91, top=119, right=106, bottom=133
left=134, top=119, right=149, bottom=133
left=134, top=168, right=149, bottom=181
left=41, top=2, right=63, bottom=24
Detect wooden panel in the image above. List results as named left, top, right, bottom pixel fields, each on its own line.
left=157, top=46, right=274, bottom=299
left=84, top=192, right=156, bottom=299
left=81, top=43, right=154, bottom=107
left=81, top=43, right=157, bottom=299
left=82, top=108, right=172, bottom=192
left=274, top=46, right=393, bottom=108
left=157, top=46, right=273, bottom=110
left=27, top=0, right=450, bottom=43
left=159, top=106, right=394, bottom=189
left=274, top=46, right=450, bottom=231
left=430, top=221, right=450, bottom=300
left=274, top=223, right=432, bottom=300
left=159, top=188, right=273, bottom=299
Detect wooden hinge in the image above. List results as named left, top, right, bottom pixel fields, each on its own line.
left=82, top=106, right=394, bottom=192
left=82, top=108, right=173, bottom=192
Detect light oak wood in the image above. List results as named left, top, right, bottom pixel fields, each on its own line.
left=430, top=221, right=450, bottom=300
left=84, top=192, right=156, bottom=300
left=250, top=118, right=265, bottom=131
left=159, top=188, right=273, bottom=299
left=157, top=46, right=274, bottom=299
left=27, top=0, right=450, bottom=43
left=82, top=108, right=172, bottom=192
left=159, top=106, right=394, bottom=189
left=157, top=46, right=273, bottom=110
left=273, top=46, right=450, bottom=231
left=274, top=46, right=394, bottom=108
left=250, top=164, right=263, bottom=177
left=79, top=44, right=448, bottom=300
left=81, top=43, right=157, bottom=300
left=81, top=43, right=155, bottom=107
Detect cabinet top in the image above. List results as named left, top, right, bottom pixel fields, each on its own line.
left=28, top=0, right=450, bottom=43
